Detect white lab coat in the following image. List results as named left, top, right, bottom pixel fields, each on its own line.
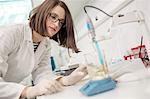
left=0, top=24, right=54, bottom=99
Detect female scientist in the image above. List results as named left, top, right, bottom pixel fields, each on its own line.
left=0, top=0, right=87, bottom=99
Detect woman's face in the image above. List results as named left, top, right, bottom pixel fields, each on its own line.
left=46, top=5, right=65, bottom=37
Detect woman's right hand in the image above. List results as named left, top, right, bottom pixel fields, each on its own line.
left=21, top=79, right=63, bottom=98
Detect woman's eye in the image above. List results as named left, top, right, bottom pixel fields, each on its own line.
left=51, top=16, right=56, bottom=20
left=60, top=22, right=64, bottom=26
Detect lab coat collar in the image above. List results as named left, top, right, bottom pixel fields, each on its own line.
left=23, top=24, right=51, bottom=67
left=34, top=37, right=51, bottom=66
left=23, top=24, right=51, bottom=46
left=36, top=37, right=51, bottom=51
left=24, top=24, right=33, bottom=42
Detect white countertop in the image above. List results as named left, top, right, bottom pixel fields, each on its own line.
left=37, top=78, right=150, bottom=99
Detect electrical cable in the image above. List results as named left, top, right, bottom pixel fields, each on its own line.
left=84, top=5, right=113, bottom=17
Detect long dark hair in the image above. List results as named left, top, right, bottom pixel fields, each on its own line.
left=29, top=0, right=79, bottom=53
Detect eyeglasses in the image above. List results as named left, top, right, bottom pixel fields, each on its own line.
left=47, top=13, right=65, bottom=28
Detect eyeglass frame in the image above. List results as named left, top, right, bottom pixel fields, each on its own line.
left=47, top=13, right=65, bottom=28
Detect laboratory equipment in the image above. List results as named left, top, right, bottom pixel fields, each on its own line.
left=131, top=36, right=150, bottom=67
left=79, top=5, right=116, bottom=96
left=111, top=10, right=150, bottom=67
left=80, top=77, right=116, bottom=96
left=54, top=64, right=79, bottom=76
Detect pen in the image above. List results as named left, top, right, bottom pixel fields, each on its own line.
left=31, top=80, right=37, bottom=99
left=139, top=36, right=143, bottom=58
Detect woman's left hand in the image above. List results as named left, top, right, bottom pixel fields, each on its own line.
left=60, top=64, right=88, bottom=86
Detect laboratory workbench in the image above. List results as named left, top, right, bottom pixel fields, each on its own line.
left=37, top=78, right=150, bottom=99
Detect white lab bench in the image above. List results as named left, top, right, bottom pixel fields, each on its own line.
left=37, top=78, right=150, bottom=99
